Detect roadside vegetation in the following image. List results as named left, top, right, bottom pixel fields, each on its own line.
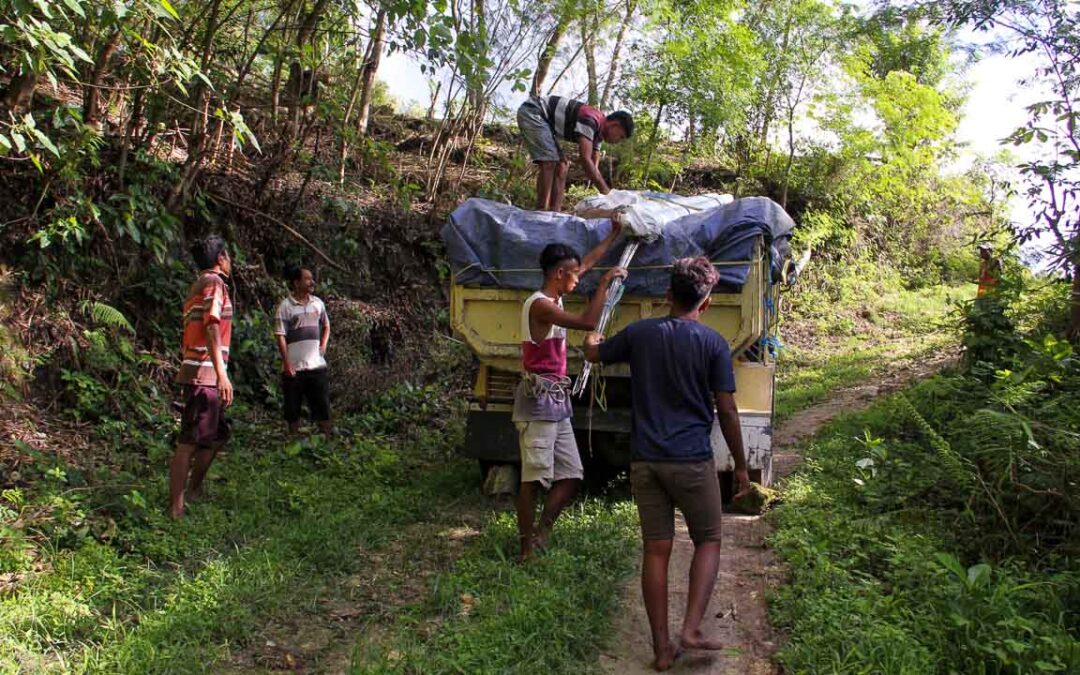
left=770, top=277, right=1080, bottom=672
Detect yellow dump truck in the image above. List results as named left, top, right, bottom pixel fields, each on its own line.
left=451, top=237, right=780, bottom=491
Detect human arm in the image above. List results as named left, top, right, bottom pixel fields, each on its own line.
left=577, top=137, right=610, bottom=195
left=530, top=267, right=628, bottom=333
left=274, top=302, right=295, bottom=376
left=276, top=334, right=295, bottom=377
left=715, top=391, right=749, bottom=498
left=207, top=322, right=233, bottom=406
left=583, top=324, right=631, bottom=364
left=578, top=216, right=623, bottom=276
left=319, top=306, right=330, bottom=356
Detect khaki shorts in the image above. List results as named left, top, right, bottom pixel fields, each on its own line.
left=515, top=419, right=583, bottom=488
left=630, top=459, right=723, bottom=543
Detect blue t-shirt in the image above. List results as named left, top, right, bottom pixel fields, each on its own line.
left=597, top=317, right=736, bottom=462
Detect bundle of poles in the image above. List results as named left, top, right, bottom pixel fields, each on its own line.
left=571, top=236, right=642, bottom=398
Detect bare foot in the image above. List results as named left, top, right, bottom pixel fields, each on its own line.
left=533, top=527, right=550, bottom=553
left=653, top=641, right=682, bottom=671
left=680, top=629, right=725, bottom=650
left=169, top=506, right=184, bottom=520
left=517, top=537, right=535, bottom=564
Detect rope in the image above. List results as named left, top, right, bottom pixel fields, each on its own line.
left=520, top=372, right=572, bottom=405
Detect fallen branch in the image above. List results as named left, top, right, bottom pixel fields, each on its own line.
left=209, top=193, right=348, bottom=273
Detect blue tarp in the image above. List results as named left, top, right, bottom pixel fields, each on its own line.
left=441, top=196, right=795, bottom=296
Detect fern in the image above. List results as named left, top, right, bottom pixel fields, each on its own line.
left=90, top=302, right=134, bottom=334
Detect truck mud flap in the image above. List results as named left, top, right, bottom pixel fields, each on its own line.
left=461, top=408, right=518, bottom=462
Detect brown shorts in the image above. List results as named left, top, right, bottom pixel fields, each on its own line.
left=630, top=459, right=723, bottom=543
left=178, top=385, right=231, bottom=448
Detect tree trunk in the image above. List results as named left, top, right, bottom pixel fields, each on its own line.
left=581, top=15, right=598, bottom=106
left=642, top=98, right=665, bottom=182
left=532, top=9, right=572, bottom=97
left=599, top=0, right=634, bottom=110
left=83, top=29, right=123, bottom=128
left=1070, top=256, right=1080, bottom=341
left=356, top=10, right=388, bottom=137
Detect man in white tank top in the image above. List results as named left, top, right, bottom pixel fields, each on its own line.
left=514, top=222, right=626, bottom=561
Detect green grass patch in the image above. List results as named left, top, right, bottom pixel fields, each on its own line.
left=1, top=386, right=477, bottom=674
left=352, top=501, right=639, bottom=674
left=769, top=361, right=1080, bottom=673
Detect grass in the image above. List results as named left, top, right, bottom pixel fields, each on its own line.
left=351, top=500, right=640, bottom=674
left=0, top=385, right=483, bottom=674
left=768, top=371, right=1080, bottom=673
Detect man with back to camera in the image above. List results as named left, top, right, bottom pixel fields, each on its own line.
left=170, top=235, right=234, bottom=519
left=584, top=256, right=752, bottom=671
left=516, top=94, right=634, bottom=212
left=275, top=265, right=332, bottom=436
left=514, top=222, right=627, bottom=561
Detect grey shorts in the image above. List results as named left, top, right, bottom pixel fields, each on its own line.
left=517, top=98, right=563, bottom=164
left=515, top=418, right=583, bottom=488
left=630, top=459, right=723, bottom=543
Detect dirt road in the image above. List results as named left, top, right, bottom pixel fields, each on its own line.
left=598, top=355, right=952, bottom=674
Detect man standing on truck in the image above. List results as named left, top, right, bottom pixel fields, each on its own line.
left=514, top=223, right=627, bottom=561
left=516, top=95, right=634, bottom=212
left=583, top=256, right=752, bottom=671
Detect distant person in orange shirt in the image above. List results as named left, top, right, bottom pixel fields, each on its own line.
left=170, top=235, right=234, bottom=519
left=977, top=243, right=1002, bottom=298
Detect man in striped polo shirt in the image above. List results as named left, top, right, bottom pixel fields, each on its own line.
left=170, top=235, right=234, bottom=519
left=275, top=265, right=332, bottom=435
left=516, top=95, right=634, bottom=212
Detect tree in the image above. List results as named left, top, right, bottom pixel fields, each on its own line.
left=925, top=0, right=1080, bottom=338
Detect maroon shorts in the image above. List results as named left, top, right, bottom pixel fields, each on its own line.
left=178, top=385, right=231, bottom=448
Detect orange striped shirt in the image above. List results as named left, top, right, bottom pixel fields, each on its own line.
left=176, top=272, right=233, bottom=386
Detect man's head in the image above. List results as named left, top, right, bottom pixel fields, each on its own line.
left=603, top=111, right=634, bottom=144
left=978, top=242, right=993, bottom=260
left=669, top=256, right=719, bottom=312
left=285, top=265, right=315, bottom=296
left=540, top=243, right=583, bottom=294
left=191, top=235, right=230, bottom=275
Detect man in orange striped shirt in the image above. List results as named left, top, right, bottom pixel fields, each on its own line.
left=170, top=235, right=234, bottom=519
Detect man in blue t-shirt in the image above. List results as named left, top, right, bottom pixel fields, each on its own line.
left=584, top=256, right=751, bottom=671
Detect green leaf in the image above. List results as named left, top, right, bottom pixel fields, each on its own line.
left=159, top=0, right=180, bottom=20
left=61, top=0, right=85, bottom=18
left=10, top=131, right=26, bottom=153
left=0, top=133, right=10, bottom=151
left=30, top=128, right=59, bottom=157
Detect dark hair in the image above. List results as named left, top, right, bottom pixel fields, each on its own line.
left=607, top=110, right=634, bottom=138
left=284, top=264, right=305, bottom=283
left=539, top=243, right=581, bottom=275
left=670, top=257, right=719, bottom=308
left=191, top=235, right=228, bottom=270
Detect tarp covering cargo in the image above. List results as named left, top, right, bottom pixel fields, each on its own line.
left=441, top=194, right=795, bottom=295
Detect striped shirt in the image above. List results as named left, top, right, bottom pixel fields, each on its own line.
left=539, top=96, right=606, bottom=148
left=176, top=272, right=233, bottom=386
left=274, top=295, right=329, bottom=372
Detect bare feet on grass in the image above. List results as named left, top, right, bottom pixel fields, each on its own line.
left=680, top=628, right=726, bottom=650
left=652, top=641, right=682, bottom=671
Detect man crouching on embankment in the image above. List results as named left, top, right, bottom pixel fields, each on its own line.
left=584, top=256, right=751, bottom=671
left=513, top=221, right=626, bottom=561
